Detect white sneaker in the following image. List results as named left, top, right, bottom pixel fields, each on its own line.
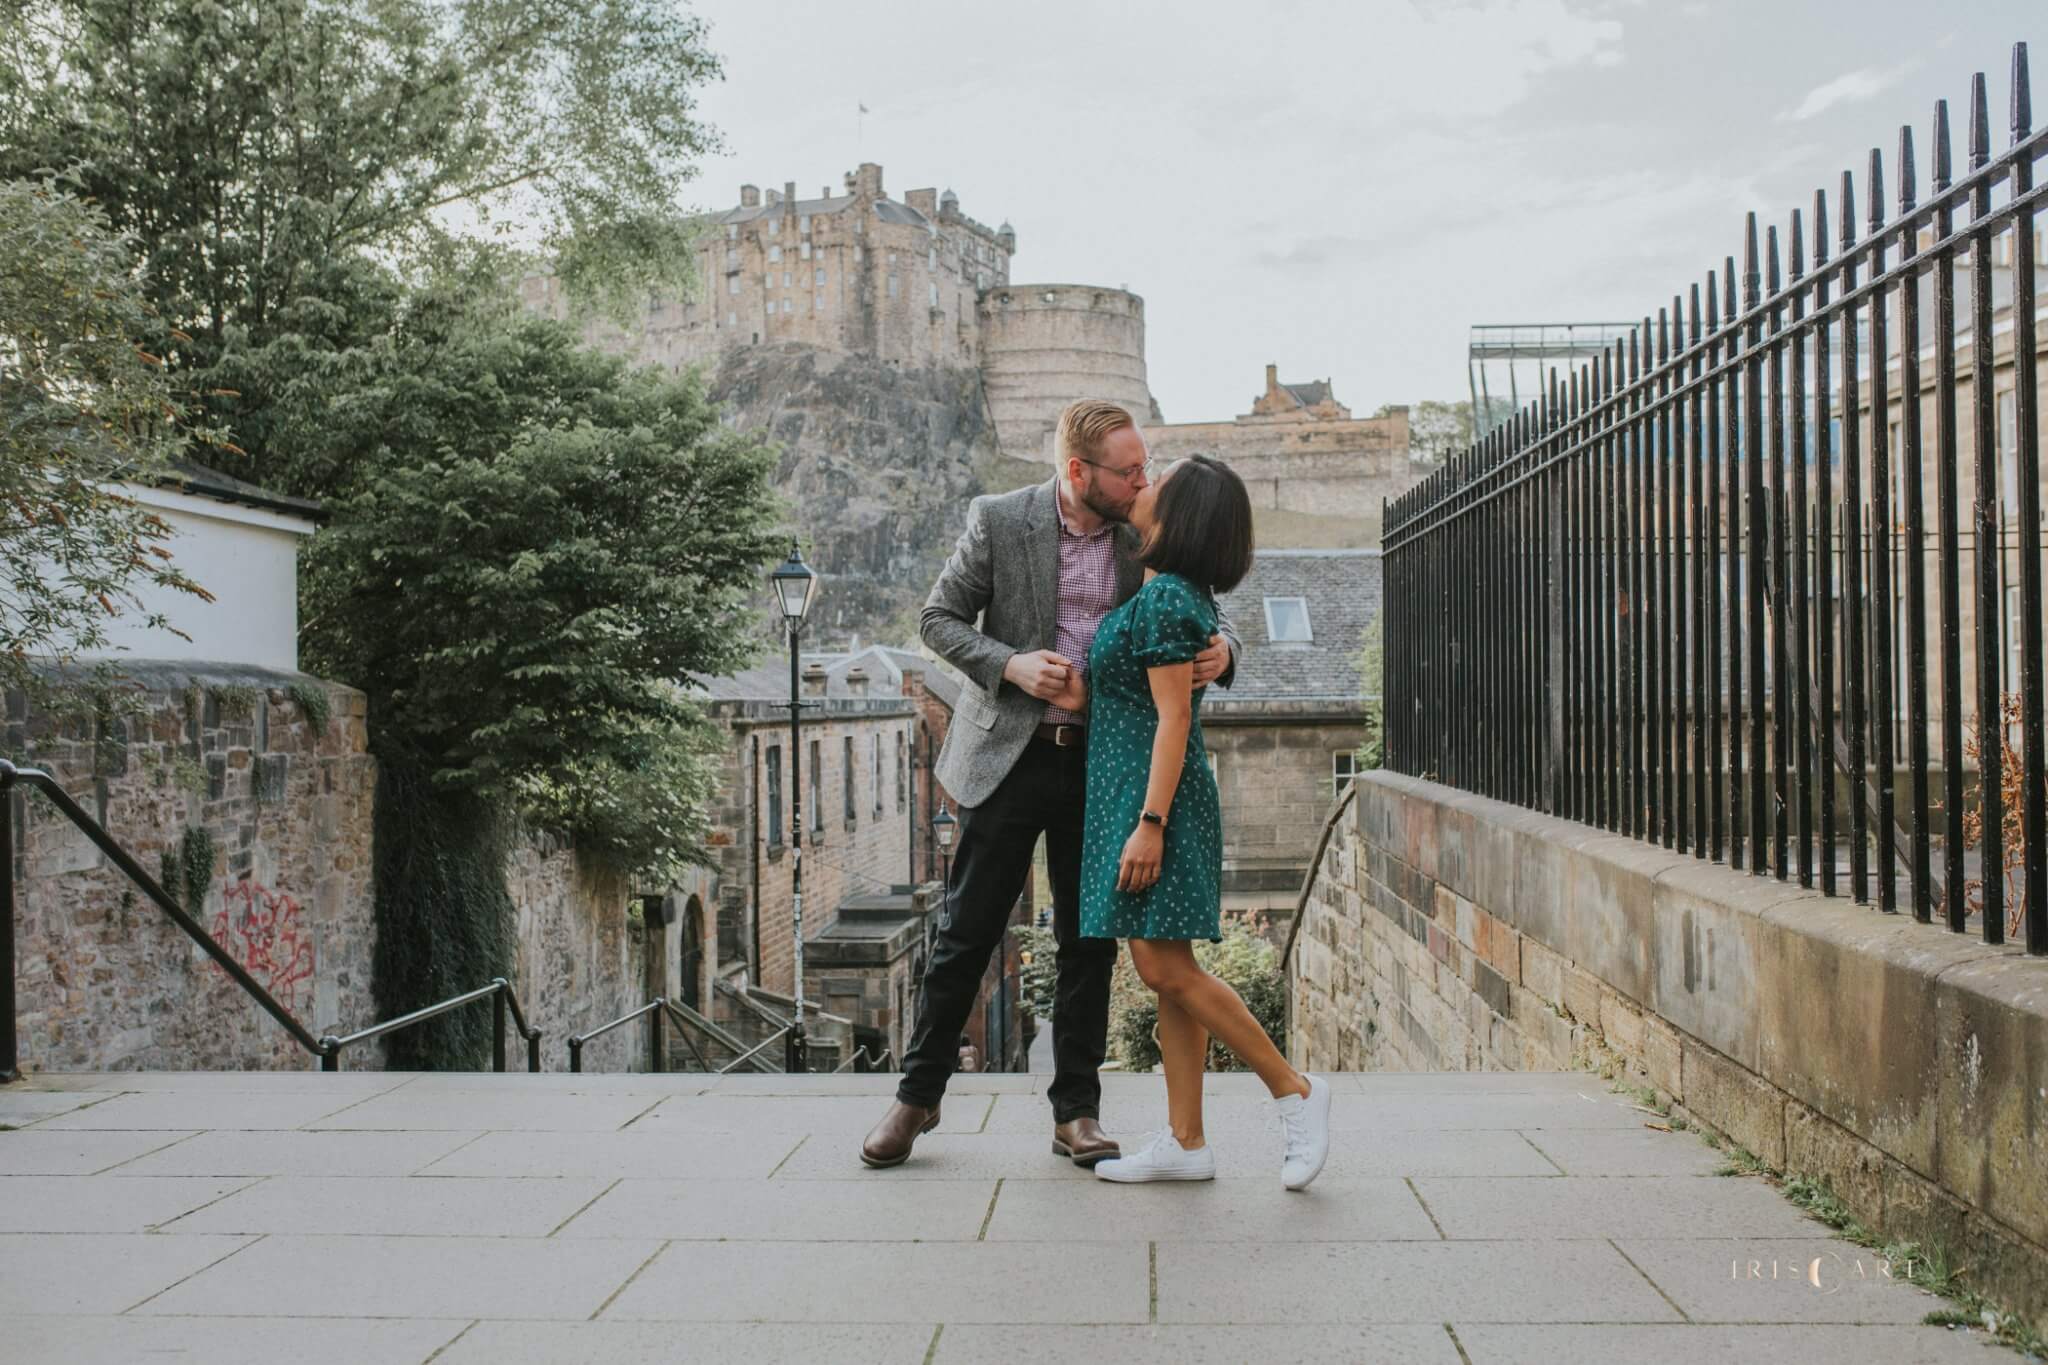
left=1276, top=1074, right=1332, bottom=1190
left=1093, top=1130, right=1217, bottom=1183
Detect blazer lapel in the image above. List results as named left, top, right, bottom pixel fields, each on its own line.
left=1026, top=480, right=1059, bottom=649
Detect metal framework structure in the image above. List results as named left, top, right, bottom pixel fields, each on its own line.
left=1469, top=323, right=1637, bottom=434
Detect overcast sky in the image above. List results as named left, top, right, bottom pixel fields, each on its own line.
left=681, top=1, right=2044, bottom=424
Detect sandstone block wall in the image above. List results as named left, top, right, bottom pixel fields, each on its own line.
left=6, top=665, right=376, bottom=1072
left=1289, top=768, right=2048, bottom=1323
left=8, top=664, right=653, bottom=1075
left=980, top=285, right=1155, bottom=459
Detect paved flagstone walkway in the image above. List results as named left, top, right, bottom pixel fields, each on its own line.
left=0, top=1068, right=2003, bottom=1363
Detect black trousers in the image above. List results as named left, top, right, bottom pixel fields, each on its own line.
left=897, top=736, right=1115, bottom=1121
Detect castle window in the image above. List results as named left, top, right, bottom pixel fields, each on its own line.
left=769, top=244, right=781, bottom=262
left=814, top=268, right=826, bottom=285
left=726, top=223, right=737, bottom=240
left=928, top=247, right=936, bottom=271
left=782, top=298, right=792, bottom=313
left=799, top=215, right=810, bottom=234
left=815, top=290, right=825, bottom=310
left=784, top=271, right=793, bottom=287
left=800, top=241, right=811, bottom=260
left=727, top=311, right=736, bottom=326
left=728, top=277, right=739, bottom=296
left=929, top=282, right=938, bottom=307
left=725, top=248, right=738, bottom=269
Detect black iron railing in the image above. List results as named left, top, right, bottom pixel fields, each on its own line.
left=2, top=757, right=326, bottom=1079
left=567, top=994, right=792, bottom=1074
left=2, top=756, right=543, bottom=1078
left=1383, top=42, right=2044, bottom=954
left=321, top=978, right=541, bottom=1073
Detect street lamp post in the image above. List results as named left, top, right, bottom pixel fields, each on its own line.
left=928, top=802, right=956, bottom=965
left=768, top=542, right=819, bottom=1072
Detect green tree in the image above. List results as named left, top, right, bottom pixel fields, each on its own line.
left=1408, top=399, right=1473, bottom=464
left=300, top=287, right=782, bottom=882
left=0, top=0, right=724, bottom=494
left=0, top=176, right=211, bottom=701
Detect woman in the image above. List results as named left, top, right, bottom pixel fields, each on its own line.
left=1048, top=454, right=1332, bottom=1189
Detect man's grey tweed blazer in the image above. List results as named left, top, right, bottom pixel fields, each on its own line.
left=921, top=478, right=1240, bottom=809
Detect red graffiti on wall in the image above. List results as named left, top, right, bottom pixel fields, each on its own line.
left=210, top=879, right=316, bottom=1014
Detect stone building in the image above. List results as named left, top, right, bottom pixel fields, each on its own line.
left=1142, top=365, right=1437, bottom=538
left=519, top=162, right=1160, bottom=462
left=690, top=645, right=1028, bottom=1069
left=7, top=470, right=653, bottom=1075
left=1206, top=549, right=1383, bottom=935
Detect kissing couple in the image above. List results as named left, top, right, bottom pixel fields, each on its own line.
left=861, top=398, right=1332, bottom=1188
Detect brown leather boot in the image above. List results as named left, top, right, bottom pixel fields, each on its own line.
left=861, top=1100, right=942, bottom=1169
left=1051, top=1117, right=1121, bottom=1167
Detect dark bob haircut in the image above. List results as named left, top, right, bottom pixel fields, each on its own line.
left=1139, top=454, right=1255, bottom=593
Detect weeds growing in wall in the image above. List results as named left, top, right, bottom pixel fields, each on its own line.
left=371, top=760, right=518, bottom=1070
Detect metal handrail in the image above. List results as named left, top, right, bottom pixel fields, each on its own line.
left=717, top=1025, right=792, bottom=1075
left=321, top=977, right=542, bottom=1072
left=834, top=1045, right=894, bottom=1073
left=2, top=757, right=325, bottom=1079
left=567, top=997, right=670, bottom=1073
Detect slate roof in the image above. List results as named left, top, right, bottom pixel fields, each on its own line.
left=1281, top=379, right=1335, bottom=409
left=1212, top=549, right=1382, bottom=703
left=694, top=642, right=959, bottom=708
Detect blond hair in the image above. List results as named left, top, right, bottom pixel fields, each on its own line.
left=1053, top=399, right=1136, bottom=466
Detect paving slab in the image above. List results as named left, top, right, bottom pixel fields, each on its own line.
left=0, top=1128, right=198, bottom=1175
left=0, top=1314, right=469, bottom=1365
left=110, top=1128, right=485, bottom=1177
left=603, top=1241, right=1150, bottom=1323
left=701, top=1071, right=1041, bottom=1095
left=166, top=1175, right=614, bottom=1237
left=417, top=1128, right=802, bottom=1180
left=0, top=1175, right=253, bottom=1232
left=31, top=1090, right=368, bottom=1131
left=0, top=1089, right=112, bottom=1124
left=305, top=1089, right=663, bottom=1132
left=629, top=1092, right=993, bottom=1136
left=16, top=1070, right=410, bottom=1094
left=1154, top=1239, right=1682, bottom=1323
left=0, top=1232, right=255, bottom=1314
left=136, top=1233, right=663, bottom=1320
left=1452, top=1322, right=1998, bottom=1363
left=557, top=1176, right=994, bottom=1241
left=1413, top=1174, right=1827, bottom=1239
left=1615, top=1236, right=1961, bottom=1324
left=985, top=1176, right=1440, bottom=1242
left=934, top=1323, right=1465, bottom=1363
left=436, top=1320, right=936, bottom=1364
left=1516, top=1126, right=1729, bottom=1175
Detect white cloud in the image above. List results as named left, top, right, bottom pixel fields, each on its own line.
left=1777, top=61, right=1919, bottom=123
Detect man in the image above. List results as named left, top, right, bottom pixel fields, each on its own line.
left=861, top=399, right=1239, bottom=1168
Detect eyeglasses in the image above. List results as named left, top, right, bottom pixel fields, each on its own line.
left=1079, top=456, right=1157, bottom=484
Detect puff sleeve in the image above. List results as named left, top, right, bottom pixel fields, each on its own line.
left=1130, top=576, right=1216, bottom=669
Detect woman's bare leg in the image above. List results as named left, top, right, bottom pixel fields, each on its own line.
left=1130, top=938, right=1307, bottom=1101
left=1154, top=991, right=1208, bottom=1148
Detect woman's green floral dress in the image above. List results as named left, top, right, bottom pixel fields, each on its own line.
left=1079, top=572, right=1223, bottom=942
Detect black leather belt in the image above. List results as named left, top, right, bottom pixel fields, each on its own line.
left=1034, top=721, right=1086, bottom=748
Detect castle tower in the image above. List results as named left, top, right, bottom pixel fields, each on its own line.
left=978, top=284, right=1157, bottom=461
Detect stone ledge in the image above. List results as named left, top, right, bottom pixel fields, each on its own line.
left=1292, top=769, right=2048, bottom=1327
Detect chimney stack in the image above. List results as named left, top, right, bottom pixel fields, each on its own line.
left=1265, top=363, right=1279, bottom=393
left=740, top=184, right=760, bottom=207
left=843, top=666, right=869, bottom=697
left=802, top=663, right=828, bottom=697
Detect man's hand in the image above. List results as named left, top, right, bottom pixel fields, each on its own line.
left=1003, top=649, right=1075, bottom=701
left=1049, top=669, right=1088, bottom=714
left=1191, top=634, right=1230, bottom=687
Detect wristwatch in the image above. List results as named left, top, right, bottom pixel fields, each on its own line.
left=1140, top=809, right=1166, bottom=828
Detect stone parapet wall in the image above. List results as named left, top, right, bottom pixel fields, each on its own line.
left=6, top=664, right=377, bottom=1072
left=1288, top=769, right=2048, bottom=1324
left=7, top=663, right=651, bottom=1075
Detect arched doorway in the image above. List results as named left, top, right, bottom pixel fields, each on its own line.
left=680, top=896, right=705, bottom=1011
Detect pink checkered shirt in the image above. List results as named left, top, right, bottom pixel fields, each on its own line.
left=1045, top=488, right=1119, bottom=728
